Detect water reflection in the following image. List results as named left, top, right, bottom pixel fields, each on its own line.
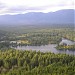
left=11, top=44, right=75, bottom=55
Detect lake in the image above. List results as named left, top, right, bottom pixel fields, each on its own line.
left=11, top=44, right=75, bottom=55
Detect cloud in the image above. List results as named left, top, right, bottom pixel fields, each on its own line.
left=0, top=2, right=6, bottom=9
left=0, top=0, right=74, bottom=15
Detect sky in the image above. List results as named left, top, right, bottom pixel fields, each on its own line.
left=0, top=0, right=74, bottom=15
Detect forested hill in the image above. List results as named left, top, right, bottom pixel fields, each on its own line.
left=0, top=49, right=75, bottom=75
left=0, top=9, right=74, bottom=25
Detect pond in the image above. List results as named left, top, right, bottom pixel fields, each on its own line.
left=11, top=44, right=75, bottom=55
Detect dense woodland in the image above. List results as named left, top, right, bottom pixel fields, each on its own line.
left=0, top=49, right=75, bottom=75
left=0, top=25, right=75, bottom=75
left=0, top=25, right=75, bottom=48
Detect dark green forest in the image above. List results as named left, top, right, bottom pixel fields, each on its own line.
left=0, top=49, right=75, bottom=75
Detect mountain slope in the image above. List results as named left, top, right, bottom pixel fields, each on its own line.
left=0, top=9, right=74, bottom=25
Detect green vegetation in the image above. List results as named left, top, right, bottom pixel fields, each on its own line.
left=0, top=24, right=74, bottom=47
left=0, top=25, right=75, bottom=75
left=0, top=49, right=75, bottom=75
left=56, top=45, right=75, bottom=50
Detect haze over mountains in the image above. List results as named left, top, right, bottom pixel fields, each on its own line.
left=0, top=9, right=74, bottom=26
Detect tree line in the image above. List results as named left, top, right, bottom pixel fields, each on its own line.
left=0, top=49, right=75, bottom=75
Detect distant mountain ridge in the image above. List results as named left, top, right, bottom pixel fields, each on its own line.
left=0, top=9, right=74, bottom=25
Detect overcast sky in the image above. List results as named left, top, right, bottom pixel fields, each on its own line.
left=0, top=0, right=74, bottom=15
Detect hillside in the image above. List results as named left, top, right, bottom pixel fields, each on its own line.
left=0, top=9, right=74, bottom=25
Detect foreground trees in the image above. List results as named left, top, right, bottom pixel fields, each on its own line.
left=0, top=49, right=75, bottom=75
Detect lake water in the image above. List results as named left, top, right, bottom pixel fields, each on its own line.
left=11, top=44, right=75, bottom=55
